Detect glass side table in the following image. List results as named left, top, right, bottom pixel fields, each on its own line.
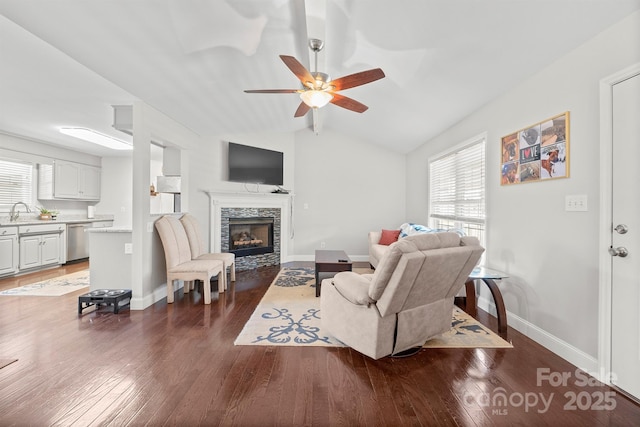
left=465, top=266, right=509, bottom=335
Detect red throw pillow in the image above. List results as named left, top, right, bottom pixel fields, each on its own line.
left=379, top=229, right=401, bottom=245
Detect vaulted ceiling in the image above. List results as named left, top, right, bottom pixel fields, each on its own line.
left=1, top=0, right=638, bottom=156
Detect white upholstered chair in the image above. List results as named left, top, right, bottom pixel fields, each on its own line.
left=180, top=213, right=236, bottom=283
left=155, top=215, right=225, bottom=304
left=321, top=232, right=484, bottom=359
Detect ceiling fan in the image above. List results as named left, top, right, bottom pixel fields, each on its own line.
left=244, top=39, right=385, bottom=117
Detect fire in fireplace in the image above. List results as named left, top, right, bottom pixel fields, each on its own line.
left=228, top=217, right=274, bottom=257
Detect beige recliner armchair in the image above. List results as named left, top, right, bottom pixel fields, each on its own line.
left=321, top=232, right=484, bottom=360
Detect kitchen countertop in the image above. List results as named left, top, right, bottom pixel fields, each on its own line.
left=0, top=215, right=115, bottom=227
left=88, top=227, right=132, bottom=233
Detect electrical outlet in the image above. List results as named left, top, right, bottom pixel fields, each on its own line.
left=124, top=243, right=133, bottom=254
left=320, top=241, right=326, bottom=249
left=565, top=195, right=588, bottom=211
left=147, top=222, right=154, bottom=232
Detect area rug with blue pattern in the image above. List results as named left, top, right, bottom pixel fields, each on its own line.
left=0, top=270, right=89, bottom=297
left=234, top=267, right=512, bottom=348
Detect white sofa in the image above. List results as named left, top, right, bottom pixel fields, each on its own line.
left=369, top=224, right=466, bottom=269
left=368, top=231, right=386, bottom=269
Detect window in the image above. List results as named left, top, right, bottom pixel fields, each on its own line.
left=0, top=159, right=33, bottom=207
left=429, top=135, right=485, bottom=247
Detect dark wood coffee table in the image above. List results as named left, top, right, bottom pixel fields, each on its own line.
left=315, top=249, right=352, bottom=297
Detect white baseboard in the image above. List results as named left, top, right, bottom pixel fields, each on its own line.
left=130, top=297, right=147, bottom=310
left=477, top=295, right=598, bottom=374
left=131, top=281, right=174, bottom=310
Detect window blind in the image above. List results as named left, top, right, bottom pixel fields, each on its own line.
left=429, top=138, right=485, bottom=225
left=0, top=159, right=33, bottom=206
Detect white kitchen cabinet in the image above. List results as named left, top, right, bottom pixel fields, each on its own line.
left=40, top=233, right=61, bottom=265
left=38, top=161, right=101, bottom=200
left=19, top=233, right=61, bottom=270
left=80, top=166, right=101, bottom=199
left=0, top=226, right=19, bottom=276
left=54, top=161, right=80, bottom=198
left=18, top=224, right=65, bottom=270
left=19, top=234, right=43, bottom=270
left=54, top=161, right=101, bottom=200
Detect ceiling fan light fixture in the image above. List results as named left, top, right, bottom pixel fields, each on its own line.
left=245, top=43, right=384, bottom=116
left=312, top=72, right=330, bottom=85
left=300, top=90, right=333, bottom=108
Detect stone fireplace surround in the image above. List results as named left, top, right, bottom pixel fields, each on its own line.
left=221, top=208, right=279, bottom=270
left=206, top=191, right=292, bottom=271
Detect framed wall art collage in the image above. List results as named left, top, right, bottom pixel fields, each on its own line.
left=500, top=111, right=569, bottom=185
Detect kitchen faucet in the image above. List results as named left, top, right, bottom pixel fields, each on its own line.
left=9, top=202, right=31, bottom=222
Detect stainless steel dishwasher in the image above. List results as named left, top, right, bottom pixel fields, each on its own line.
left=67, top=222, right=91, bottom=261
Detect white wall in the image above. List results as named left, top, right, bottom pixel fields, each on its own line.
left=187, top=132, right=296, bottom=254
left=128, top=101, right=201, bottom=309
left=198, top=132, right=295, bottom=193
left=97, top=156, right=132, bottom=228
left=406, top=12, right=640, bottom=365
left=293, top=128, right=406, bottom=259
left=188, top=128, right=406, bottom=261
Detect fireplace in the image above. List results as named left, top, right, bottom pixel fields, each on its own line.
left=211, top=194, right=288, bottom=272
left=228, top=217, right=274, bottom=258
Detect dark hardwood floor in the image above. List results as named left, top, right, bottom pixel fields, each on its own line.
left=0, top=261, right=639, bottom=426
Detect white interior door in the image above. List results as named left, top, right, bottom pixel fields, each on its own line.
left=610, top=72, right=640, bottom=399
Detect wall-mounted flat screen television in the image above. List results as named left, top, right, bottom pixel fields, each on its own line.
left=228, top=142, right=284, bottom=185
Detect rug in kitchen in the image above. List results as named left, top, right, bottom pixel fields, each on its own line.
left=0, top=270, right=90, bottom=297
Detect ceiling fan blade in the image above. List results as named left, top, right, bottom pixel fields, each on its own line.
left=329, top=93, right=369, bottom=113
left=244, top=89, right=300, bottom=93
left=280, top=55, right=315, bottom=86
left=294, top=102, right=311, bottom=117
left=330, top=68, right=385, bottom=91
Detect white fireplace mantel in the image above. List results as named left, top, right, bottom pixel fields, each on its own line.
left=205, top=191, right=293, bottom=263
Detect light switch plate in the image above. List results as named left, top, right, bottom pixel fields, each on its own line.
left=565, top=195, right=588, bottom=211
left=124, top=243, right=133, bottom=254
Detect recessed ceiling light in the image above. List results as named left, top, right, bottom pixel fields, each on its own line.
left=59, top=127, right=132, bottom=150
